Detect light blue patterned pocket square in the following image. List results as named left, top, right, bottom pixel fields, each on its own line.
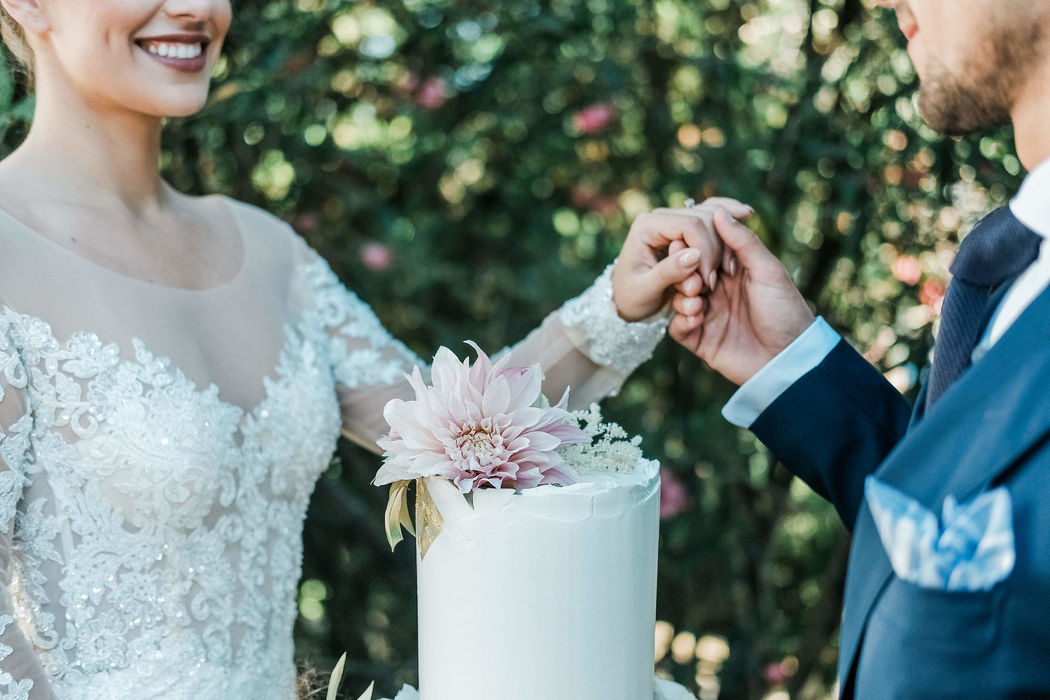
left=864, top=476, right=1015, bottom=592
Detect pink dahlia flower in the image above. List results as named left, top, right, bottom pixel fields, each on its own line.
left=376, top=342, right=587, bottom=493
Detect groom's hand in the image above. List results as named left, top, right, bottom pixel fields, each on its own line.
left=611, top=197, right=751, bottom=322
left=669, top=208, right=815, bottom=386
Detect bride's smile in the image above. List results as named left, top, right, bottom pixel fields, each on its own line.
left=12, top=0, right=232, bottom=118
left=135, top=34, right=210, bottom=73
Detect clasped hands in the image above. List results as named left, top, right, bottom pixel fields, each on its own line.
left=611, top=197, right=816, bottom=386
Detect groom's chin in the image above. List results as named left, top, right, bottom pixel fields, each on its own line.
left=915, top=67, right=1013, bottom=137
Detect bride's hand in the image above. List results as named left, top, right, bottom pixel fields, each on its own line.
left=611, top=197, right=754, bottom=322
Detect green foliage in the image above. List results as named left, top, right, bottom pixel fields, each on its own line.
left=0, top=0, right=1023, bottom=697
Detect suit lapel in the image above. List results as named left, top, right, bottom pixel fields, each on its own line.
left=837, top=282, right=1050, bottom=692
left=907, top=381, right=927, bottom=430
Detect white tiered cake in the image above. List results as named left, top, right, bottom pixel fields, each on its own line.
left=373, top=343, right=695, bottom=700
left=393, top=459, right=692, bottom=700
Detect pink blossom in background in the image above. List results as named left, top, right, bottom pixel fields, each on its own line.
left=572, top=102, right=618, bottom=135
left=659, top=467, right=690, bottom=519
left=891, top=254, right=922, bottom=285
left=589, top=197, right=620, bottom=217
left=376, top=342, right=588, bottom=493
left=571, top=185, right=597, bottom=208
left=570, top=185, right=621, bottom=217
left=292, top=212, right=319, bottom=234
left=920, top=278, right=946, bottom=311
left=763, top=662, right=790, bottom=685
left=361, top=242, right=393, bottom=271
left=416, top=77, right=448, bottom=110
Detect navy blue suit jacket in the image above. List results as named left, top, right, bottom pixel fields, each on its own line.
left=750, top=286, right=1050, bottom=698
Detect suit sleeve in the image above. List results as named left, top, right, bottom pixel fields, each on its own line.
left=749, top=339, right=911, bottom=531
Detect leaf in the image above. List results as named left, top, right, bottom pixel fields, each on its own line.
left=415, top=477, right=445, bottom=560
left=355, top=682, right=375, bottom=700
left=384, top=480, right=415, bottom=551
left=326, top=653, right=347, bottom=700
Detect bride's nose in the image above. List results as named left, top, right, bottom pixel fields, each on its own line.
left=162, top=0, right=228, bottom=21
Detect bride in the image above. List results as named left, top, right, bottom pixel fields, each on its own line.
left=0, top=0, right=747, bottom=697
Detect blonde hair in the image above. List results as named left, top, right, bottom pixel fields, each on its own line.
left=0, top=5, right=33, bottom=90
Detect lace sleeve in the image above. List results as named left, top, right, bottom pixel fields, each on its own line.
left=296, top=255, right=423, bottom=453
left=0, top=320, right=56, bottom=699
left=300, top=252, right=666, bottom=453
left=481, top=263, right=669, bottom=414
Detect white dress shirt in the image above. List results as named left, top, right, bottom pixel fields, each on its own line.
left=722, top=157, right=1050, bottom=428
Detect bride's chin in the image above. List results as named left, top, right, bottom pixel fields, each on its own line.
left=138, top=92, right=210, bottom=119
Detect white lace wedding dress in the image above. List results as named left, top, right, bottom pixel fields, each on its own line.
left=0, top=196, right=667, bottom=699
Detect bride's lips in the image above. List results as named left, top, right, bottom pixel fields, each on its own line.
left=134, top=33, right=211, bottom=74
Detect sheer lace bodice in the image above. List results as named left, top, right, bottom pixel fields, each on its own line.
left=0, top=196, right=667, bottom=699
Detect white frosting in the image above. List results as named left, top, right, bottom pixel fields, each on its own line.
left=416, top=459, right=662, bottom=700
left=380, top=677, right=696, bottom=700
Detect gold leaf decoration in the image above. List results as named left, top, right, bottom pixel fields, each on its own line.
left=415, top=477, right=445, bottom=560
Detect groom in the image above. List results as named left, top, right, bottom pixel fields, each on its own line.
left=668, top=0, right=1050, bottom=697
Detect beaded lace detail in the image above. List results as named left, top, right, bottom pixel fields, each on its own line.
left=0, top=259, right=418, bottom=699
left=559, top=265, right=670, bottom=375
left=0, top=238, right=658, bottom=699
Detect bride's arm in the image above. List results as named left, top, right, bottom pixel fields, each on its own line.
left=0, top=331, right=58, bottom=699
left=314, top=261, right=668, bottom=455
left=298, top=204, right=740, bottom=454
left=325, top=262, right=663, bottom=455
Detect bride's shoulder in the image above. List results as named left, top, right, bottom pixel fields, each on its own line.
left=208, top=194, right=292, bottom=237
left=203, top=194, right=315, bottom=260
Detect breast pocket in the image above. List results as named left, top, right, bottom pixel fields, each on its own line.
left=868, top=575, right=1006, bottom=655
left=857, top=577, right=1009, bottom=698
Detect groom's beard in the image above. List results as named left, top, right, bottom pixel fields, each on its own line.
left=918, top=19, right=1043, bottom=136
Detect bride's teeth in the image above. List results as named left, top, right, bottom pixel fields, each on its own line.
left=143, top=41, right=203, bottom=59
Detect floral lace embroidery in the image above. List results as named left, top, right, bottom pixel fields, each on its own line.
left=0, top=614, right=32, bottom=700
left=303, top=261, right=418, bottom=389
left=0, top=259, right=415, bottom=699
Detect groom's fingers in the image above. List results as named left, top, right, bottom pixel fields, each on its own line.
left=653, top=197, right=753, bottom=220
left=722, top=249, right=737, bottom=277
left=693, top=197, right=753, bottom=218
left=712, top=208, right=777, bottom=276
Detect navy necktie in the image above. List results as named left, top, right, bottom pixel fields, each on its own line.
left=925, top=207, right=1042, bottom=409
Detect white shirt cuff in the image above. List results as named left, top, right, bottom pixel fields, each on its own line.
left=721, top=317, right=841, bottom=428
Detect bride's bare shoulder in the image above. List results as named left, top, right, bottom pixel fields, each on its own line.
left=0, top=168, right=54, bottom=227
left=190, top=193, right=314, bottom=270
left=200, top=193, right=300, bottom=241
